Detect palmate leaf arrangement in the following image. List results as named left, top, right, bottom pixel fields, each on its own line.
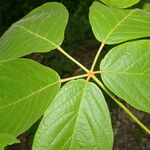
left=0, top=0, right=150, bottom=149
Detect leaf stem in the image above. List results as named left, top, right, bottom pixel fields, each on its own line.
left=93, top=70, right=103, bottom=74
left=53, top=44, right=89, bottom=72
left=92, top=75, right=150, bottom=135
left=90, top=43, right=105, bottom=72
left=61, top=74, right=88, bottom=83
left=85, top=43, right=105, bottom=83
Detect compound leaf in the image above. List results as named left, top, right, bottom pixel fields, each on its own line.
left=0, top=2, right=68, bottom=62
left=100, top=40, right=150, bottom=112
left=99, top=0, right=140, bottom=8
left=89, top=2, right=150, bottom=44
left=0, top=59, right=60, bottom=147
left=33, top=79, right=114, bottom=150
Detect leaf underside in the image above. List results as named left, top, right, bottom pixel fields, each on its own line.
left=33, top=79, right=114, bottom=150
left=0, top=59, right=60, bottom=149
left=0, top=2, right=68, bottom=62
left=89, top=2, right=150, bottom=44
left=100, top=40, right=150, bottom=112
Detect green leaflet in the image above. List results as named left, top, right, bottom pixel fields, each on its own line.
left=0, top=2, right=68, bottom=62
left=143, top=2, right=150, bottom=12
left=0, top=133, right=20, bottom=150
left=0, top=59, right=60, bottom=148
left=100, top=40, right=150, bottom=112
left=89, top=2, right=150, bottom=44
left=99, top=0, right=140, bottom=8
left=33, top=79, right=114, bottom=150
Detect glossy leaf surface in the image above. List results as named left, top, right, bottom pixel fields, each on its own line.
left=0, top=59, right=60, bottom=148
left=89, top=2, right=150, bottom=44
left=0, top=2, right=68, bottom=62
left=33, top=80, right=114, bottom=150
left=99, top=0, right=140, bottom=8
left=100, top=40, right=150, bottom=112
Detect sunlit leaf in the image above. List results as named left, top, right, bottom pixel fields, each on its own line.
left=0, top=2, right=68, bottom=62
left=89, top=2, right=150, bottom=44
left=33, top=79, right=114, bottom=150
left=99, top=0, right=141, bottom=8
left=0, top=59, right=60, bottom=147
left=0, top=133, right=20, bottom=150
left=100, top=40, right=150, bottom=112
left=143, top=2, right=150, bottom=12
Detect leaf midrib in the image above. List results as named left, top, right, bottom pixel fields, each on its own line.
left=101, top=70, right=150, bottom=76
left=69, top=81, right=88, bottom=150
left=0, top=81, right=59, bottom=109
left=13, top=24, right=57, bottom=47
left=103, top=10, right=136, bottom=43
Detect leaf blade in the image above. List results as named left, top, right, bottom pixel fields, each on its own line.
left=100, top=40, right=150, bottom=112
left=99, top=0, right=141, bottom=8
left=33, top=80, right=114, bottom=150
left=0, top=2, right=68, bottom=62
left=0, top=133, right=20, bottom=150
left=89, top=2, right=150, bottom=44
left=0, top=59, right=60, bottom=146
